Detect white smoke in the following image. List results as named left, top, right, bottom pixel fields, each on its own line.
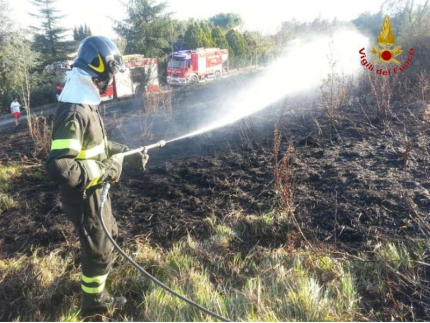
left=168, top=28, right=369, bottom=143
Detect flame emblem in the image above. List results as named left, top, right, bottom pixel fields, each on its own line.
left=371, top=16, right=402, bottom=65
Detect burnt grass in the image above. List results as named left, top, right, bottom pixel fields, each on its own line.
left=0, top=81, right=430, bottom=321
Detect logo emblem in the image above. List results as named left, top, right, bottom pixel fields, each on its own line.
left=370, top=16, right=402, bottom=65
left=359, top=16, right=414, bottom=76
left=66, top=120, right=77, bottom=132
left=88, top=54, right=105, bottom=73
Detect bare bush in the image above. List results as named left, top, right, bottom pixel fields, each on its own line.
left=143, top=90, right=173, bottom=118
left=30, top=114, right=52, bottom=159
left=235, top=119, right=258, bottom=150
left=365, top=72, right=396, bottom=122
left=273, top=126, right=295, bottom=213
left=424, top=104, right=430, bottom=123
left=137, top=108, right=155, bottom=142
left=320, top=71, right=352, bottom=124
left=417, top=72, right=430, bottom=102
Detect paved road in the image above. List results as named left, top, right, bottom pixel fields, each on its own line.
left=0, top=106, right=57, bottom=129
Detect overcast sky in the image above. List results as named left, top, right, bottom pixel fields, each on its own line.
left=9, top=0, right=389, bottom=39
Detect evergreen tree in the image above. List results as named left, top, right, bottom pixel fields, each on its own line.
left=86, top=24, right=92, bottom=36
left=30, top=0, right=72, bottom=61
left=73, top=26, right=79, bottom=41
left=73, top=24, right=92, bottom=41
left=183, top=22, right=204, bottom=49
left=114, top=0, right=172, bottom=57
left=226, top=29, right=247, bottom=67
left=209, top=13, right=242, bottom=30
left=211, top=26, right=229, bottom=49
left=84, top=24, right=89, bottom=37
left=226, top=29, right=247, bottom=57
left=78, top=25, right=84, bottom=40
left=199, top=21, right=213, bottom=47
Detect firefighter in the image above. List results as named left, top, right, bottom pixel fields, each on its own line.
left=45, top=36, right=148, bottom=314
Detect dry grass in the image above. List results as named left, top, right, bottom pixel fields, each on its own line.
left=416, top=72, right=430, bottom=102
left=320, top=70, right=351, bottom=125
left=273, top=126, right=295, bottom=216
left=108, top=235, right=360, bottom=322
left=30, top=114, right=52, bottom=159
left=424, top=104, right=430, bottom=123
left=0, top=165, right=21, bottom=212
left=0, top=249, right=81, bottom=321
left=1, top=202, right=427, bottom=322
left=0, top=193, right=17, bottom=212
left=357, top=72, right=400, bottom=123
left=143, top=90, right=173, bottom=118
left=0, top=165, right=21, bottom=191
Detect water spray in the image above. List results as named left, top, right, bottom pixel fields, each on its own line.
left=164, top=29, right=368, bottom=144
left=97, top=28, right=369, bottom=321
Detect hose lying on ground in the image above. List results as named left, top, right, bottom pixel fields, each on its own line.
left=99, top=183, right=231, bottom=322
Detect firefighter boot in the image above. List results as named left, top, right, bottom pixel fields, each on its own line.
left=81, top=290, right=127, bottom=314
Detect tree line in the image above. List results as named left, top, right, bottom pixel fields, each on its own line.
left=1, top=0, right=430, bottom=122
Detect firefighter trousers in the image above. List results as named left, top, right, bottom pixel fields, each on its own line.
left=61, top=185, right=118, bottom=293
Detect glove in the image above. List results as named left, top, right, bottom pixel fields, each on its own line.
left=124, top=151, right=149, bottom=171
left=100, top=157, right=123, bottom=183
left=108, top=141, right=129, bottom=156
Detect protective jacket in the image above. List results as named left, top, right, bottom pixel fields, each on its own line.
left=46, top=102, right=126, bottom=294
left=46, top=102, right=125, bottom=190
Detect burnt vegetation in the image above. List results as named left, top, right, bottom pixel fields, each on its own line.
left=1, top=0, right=430, bottom=322
left=1, top=66, right=430, bottom=320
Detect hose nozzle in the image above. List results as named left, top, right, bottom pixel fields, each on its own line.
left=114, top=140, right=167, bottom=158
left=143, top=140, right=166, bottom=152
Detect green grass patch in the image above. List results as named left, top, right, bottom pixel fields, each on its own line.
left=235, top=213, right=277, bottom=238
left=0, top=164, right=22, bottom=191
left=107, top=238, right=360, bottom=322
left=0, top=193, right=17, bottom=212
left=0, top=249, right=80, bottom=321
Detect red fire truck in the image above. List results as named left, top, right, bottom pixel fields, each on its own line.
left=55, top=55, right=159, bottom=101
left=167, top=48, right=229, bottom=85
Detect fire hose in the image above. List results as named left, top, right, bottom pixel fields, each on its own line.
left=99, top=140, right=231, bottom=322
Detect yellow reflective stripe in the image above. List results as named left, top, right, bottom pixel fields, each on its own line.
left=84, top=160, right=102, bottom=180
left=81, top=282, right=106, bottom=294
left=51, top=139, right=82, bottom=152
left=76, top=142, right=105, bottom=159
left=87, top=177, right=100, bottom=189
left=82, top=273, right=108, bottom=285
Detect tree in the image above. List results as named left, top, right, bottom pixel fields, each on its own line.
left=114, top=0, right=172, bottom=57
left=209, top=13, right=242, bottom=30
left=275, top=20, right=301, bottom=55
left=171, top=19, right=188, bottom=50
left=30, top=0, right=73, bottom=61
left=84, top=24, right=92, bottom=38
left=0, top=0, right=16, bottom=112
left=4, top=33, right=41, bottom=136
left=0, top=0, right=13, bottom=45
left=183, top=22, right=204, bottom=49
left=243, top=31, right=273, bottom=67
left=78, top=25, right=84, bottom=40
left=199, top=21, right=213, bottom=47
left=73, top=26, right=78, bottom=41
left=226, top=29, right=247, bottom=67
left=73, top=24, right=92, bottom=41
left=211, top=26, right=229, bottom=49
